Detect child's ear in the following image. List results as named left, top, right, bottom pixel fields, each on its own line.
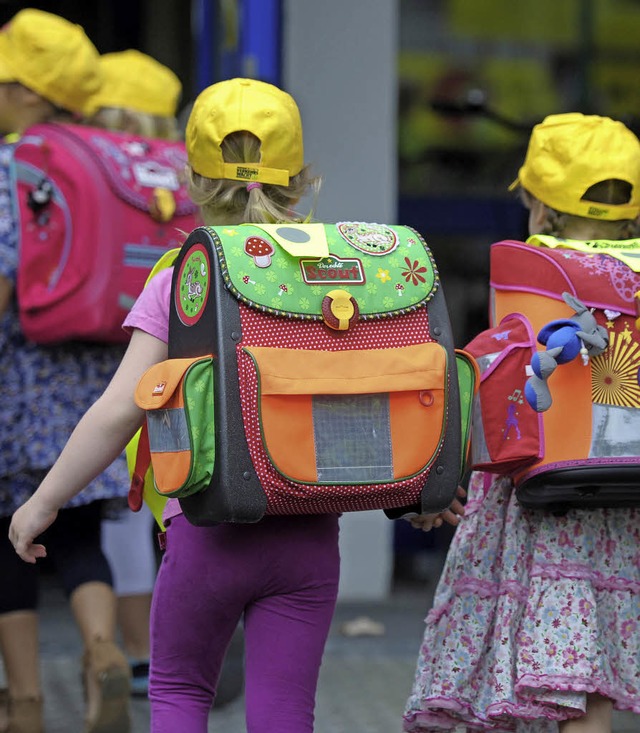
left=620, top=219, right=637, bottom=239
left=16, top=84, right=45, bottom=109
left=528, top=198, right=548, bottom=232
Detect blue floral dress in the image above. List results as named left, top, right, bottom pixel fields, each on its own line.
left=403, top=471, right=640, bottom=732
left=0, top=142, right=129, bottom=519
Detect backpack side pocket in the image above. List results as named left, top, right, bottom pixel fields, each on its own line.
left=465, top=313, right=543, bottom=474
left=135, top=355, right=215, bottom=497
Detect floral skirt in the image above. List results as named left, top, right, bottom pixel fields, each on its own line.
left=403, top=472, right=640, bottom=732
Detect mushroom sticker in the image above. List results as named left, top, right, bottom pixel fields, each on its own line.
left=244, top=235, right=275, bottom=268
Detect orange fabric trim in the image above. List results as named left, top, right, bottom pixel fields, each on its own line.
left=494, top=291, right=574, bottom=335
left=135, top=356, right=211, bottom=409
left=151, top=451, right=192, bottom=494
left=261, top=395, right=317, bottom=481
left=244, top=343, right=446, bottom=395
left=540, top=362, right=592, bottom=465
left=389, top=390, right=444, bottom=477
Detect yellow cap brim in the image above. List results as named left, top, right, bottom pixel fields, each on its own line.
left=508, top=177, right=520, bottom=192
left=0, top=33, right=16, bottom=82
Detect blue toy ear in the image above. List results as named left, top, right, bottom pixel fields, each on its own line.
left=537, top=319, right=576, bottom=345
left=525, top=374, right=552, bottom=412
left=544, top=325, right=581, bottom=363
left=524, top=378, right=539, bottom=410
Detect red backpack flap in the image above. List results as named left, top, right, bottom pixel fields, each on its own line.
left=465, top=312, right=543, bottom=474
left=490, top=238, right=640, bottom=328
left=14, top=122, right=199, bottom=344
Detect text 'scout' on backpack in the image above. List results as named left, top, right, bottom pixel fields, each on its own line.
left=465, top=234, right=640, bottom=510
left=13, top=122, right=200, bottom=344
left=131, top=221, right=479, bottom=525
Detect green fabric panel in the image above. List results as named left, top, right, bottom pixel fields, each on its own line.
left=455, top=352, right=477, bottom=478
left=180, top=357, right=215, bottom=497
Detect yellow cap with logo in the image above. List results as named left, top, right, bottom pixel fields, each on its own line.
left=510, top=113, right=640, bottom=221
left=186, top=78, right=304, bottom=186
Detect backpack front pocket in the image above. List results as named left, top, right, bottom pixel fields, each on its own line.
left=243, top=342, right=448, bottom=485
left=134, top=355, right=215, bottom=497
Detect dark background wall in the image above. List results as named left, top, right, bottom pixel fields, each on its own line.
left=0, top=0, right=194, bottom=106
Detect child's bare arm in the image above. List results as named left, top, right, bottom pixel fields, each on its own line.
left=9, top=328, right=167, bottom=562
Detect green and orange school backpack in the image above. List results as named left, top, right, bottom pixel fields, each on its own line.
left=131, top=221, right=478, bottom=525
left=466, top=234, right=640, bottom=510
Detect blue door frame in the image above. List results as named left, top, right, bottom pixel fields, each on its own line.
left=193, top=0, right=282, bottom=94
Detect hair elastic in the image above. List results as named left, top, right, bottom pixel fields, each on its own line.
left=246, top=182, right=263, bottom=192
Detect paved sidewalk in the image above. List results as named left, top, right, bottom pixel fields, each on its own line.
left=13, top=584, right=431, bottom=733
left=5, top=579, right=639, bottom=732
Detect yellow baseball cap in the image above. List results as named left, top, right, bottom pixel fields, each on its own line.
left=510, top=113, right=640, bottom=221
left=0, top=8, right=101, bottom=114
left=186, top=78, right=304, bottom=186
left=84, top=50, right=182, bottom=118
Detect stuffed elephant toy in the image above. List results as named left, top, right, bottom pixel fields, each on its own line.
left=524, top=292, right=609, bottom=412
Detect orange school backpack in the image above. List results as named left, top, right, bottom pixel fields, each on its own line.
left=133, top=222, right=478, bottom=524
left=13, top=122, right=199, bottom=344
left=466, top=234, right=640, bottom=510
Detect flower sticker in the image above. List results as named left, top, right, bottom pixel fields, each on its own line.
left=376, top=268, right=391, bottom=283
left=401, top=257, right=428, bottom=286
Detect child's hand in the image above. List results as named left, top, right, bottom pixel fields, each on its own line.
left=9, top=496, right=58, bottom=563
left=440, top=484, right=466, bottom=526
left=405, top=513, right=443, bottom=532
left=404, top=485, right=467, bottom=532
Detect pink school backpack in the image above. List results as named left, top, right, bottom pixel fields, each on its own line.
left=13, top=122, right=200, bottom=344
left=466, top=235, right=640, bottom=510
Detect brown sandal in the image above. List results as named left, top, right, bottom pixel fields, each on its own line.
left=82, top=638, right=131, bottom=733
left=5, top=695, right=43, bottom=733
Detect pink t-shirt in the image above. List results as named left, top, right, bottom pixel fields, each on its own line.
left=123, top=268, right=183, bottom=523
left=122, top=267, right=173, bottom=343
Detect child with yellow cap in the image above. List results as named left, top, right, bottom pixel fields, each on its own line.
left=8, top=76, right=338, bottom=733
left=403, top=114, right=640, bottom=733
left=0, top=8, right=131, bottom=733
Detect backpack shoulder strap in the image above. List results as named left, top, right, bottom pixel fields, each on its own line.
left=147, top=247, right=180, bottom=283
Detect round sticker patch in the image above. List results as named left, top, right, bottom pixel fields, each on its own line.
left=175, top=242, right=210, bottom=326
left=336, top=221, right=398, bottom=256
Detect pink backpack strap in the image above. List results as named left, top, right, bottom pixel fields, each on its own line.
left=128, top=422, right=150, bottom=513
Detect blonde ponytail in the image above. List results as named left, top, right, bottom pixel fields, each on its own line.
left=187, top=131, right=321, bottom=226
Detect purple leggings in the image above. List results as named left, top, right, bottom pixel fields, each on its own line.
left=149, top=512, right=340, bottom=732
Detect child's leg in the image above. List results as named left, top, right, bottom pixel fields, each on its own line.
left=0, top=515, right=44, bottom=733
left=559, top=694, right=613, bottom=733
left=148, top=516, right=244, bottom=733
left=48, top=503, right=131, bottom=732
left=102, top=506, right=156, bottom=695
left=243, top=516, right=340, bottom=733
left=243, top=580, right=339, bottom=733
left=0, top=517, right=41, bottom=702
